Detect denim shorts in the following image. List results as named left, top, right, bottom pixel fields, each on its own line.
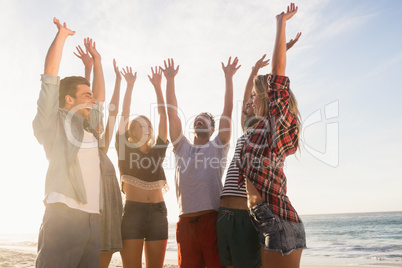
left=121, top=201, right=168, bottom=241
left=248, top=201, right=306, bottom=255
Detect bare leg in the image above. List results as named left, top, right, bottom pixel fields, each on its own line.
left=120, top=239, right=144, bottom=268
left=144, top=239, right=168, bottom=268
left=261, top=246, right=302, bottom=268
left=99, top=251, right=114, bottom=268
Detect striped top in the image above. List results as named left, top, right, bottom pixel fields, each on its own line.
left=221, top=134, right=248, bottom=198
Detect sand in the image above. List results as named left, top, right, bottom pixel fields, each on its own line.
left=0, top=247, right=395, bottom=268
left=0, top=247, right=177, bottom=268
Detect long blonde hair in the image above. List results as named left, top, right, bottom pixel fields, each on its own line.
left=127, top=115, right=155, bottom=149
left=254, top=74, right=301, bottom=146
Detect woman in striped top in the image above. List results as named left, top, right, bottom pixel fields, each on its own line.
left=217, top=55, right=268, bottom=268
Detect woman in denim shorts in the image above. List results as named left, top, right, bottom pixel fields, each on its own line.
left=237, top=3, right=306, bottom=268
left=115, top=66, right=169, bottom=268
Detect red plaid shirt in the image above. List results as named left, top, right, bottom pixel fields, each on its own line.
left=237, top=74, right=301, bottom=223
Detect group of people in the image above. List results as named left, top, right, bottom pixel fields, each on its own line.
left=33, top=3, right=306, bottom=268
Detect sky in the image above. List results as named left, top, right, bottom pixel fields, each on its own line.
left=0, top=0, right=401, bottom=234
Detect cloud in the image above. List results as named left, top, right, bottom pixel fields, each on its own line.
left=316, top=13, right=377, bottom=41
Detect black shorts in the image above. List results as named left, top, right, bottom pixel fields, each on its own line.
left=121, top=201, right=168, bottom=241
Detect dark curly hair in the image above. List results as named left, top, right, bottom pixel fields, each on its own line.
left=198, top=112, right=215, bottom=128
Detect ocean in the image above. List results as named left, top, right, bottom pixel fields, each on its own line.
left=166, top=211, right=402, bottom=266
left=1, top=211, right=401, bottom=267
left=301, top=211, right=402, bottom=266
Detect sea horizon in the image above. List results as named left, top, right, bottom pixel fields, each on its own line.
left=300, top=210, right=402, bottom=217
left=1, top=211, right=401, bottom=267
left=2, top=210, right=401, bottom=236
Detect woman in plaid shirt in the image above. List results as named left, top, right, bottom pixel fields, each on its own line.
left=237, top=3, right=306, bottom=267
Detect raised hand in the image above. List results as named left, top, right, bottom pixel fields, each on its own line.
left=84, top=37, right=101, bottom=60
left=252, top=54, right=270, bottom=71
left=74, top=45, right=93, bottom=68
left=44, top=18, right=75, bottom=76
left=221, top=57, right=241, bottom=77
left=286, top=32, right=302, bottom=51
left=148, top=66, right=163, bottom=88
left=53, top=17, right=75, bottom=36
left=161, top=58, right=179, bottom=79
left=113, top=59, right=122, bottom=81
left=272, top=3, right=298, bottom=76
left=276, top=3, right=298, bottom=22
left=121, top=66, right=137, bottom=85
left=149, top=65, right=167, bottom=142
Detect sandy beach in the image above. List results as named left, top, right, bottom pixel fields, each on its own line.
left=0, top=246, right=397, bottom=268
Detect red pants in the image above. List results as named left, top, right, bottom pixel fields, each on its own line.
left=176, top=211, right=222, bottom=268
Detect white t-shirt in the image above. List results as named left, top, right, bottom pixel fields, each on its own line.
left=174, top=135, right=229, bottom=215
left=46, top=130, right=101, bottom=214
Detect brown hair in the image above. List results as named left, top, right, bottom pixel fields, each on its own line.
left=254, top=74, right=301, bottom=146
left=59, top=76, right=90, bottom=108
left=127, top=115, right=155, bottom=149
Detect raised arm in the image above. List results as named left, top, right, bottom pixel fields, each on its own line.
left=268, top=4, right=301, bottom=157
left=148, top=66, right=168, bottom=143
left=118, top=66, right=137, bottom=134
left=286, top=32, right=302, bottom=51
left=162, top=58, right=182, bottom=147
left=271, top=3, right=298, bottom=76
left=83, top=38, right=105, bottom=135
left=240, top=34, right=301, bottom=131
left=44, top=18, right=75, bottom=76
left=100, top=59, right=122, bottom=153
left=219, top=57, right=241, bottom=145
left=73, top=44, right=93, bottom=81
left=34, top=18, right=75, bottom=143
left=241, top=55, right=270, bottom=131
left=85, top=38, right=105, bottom=103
